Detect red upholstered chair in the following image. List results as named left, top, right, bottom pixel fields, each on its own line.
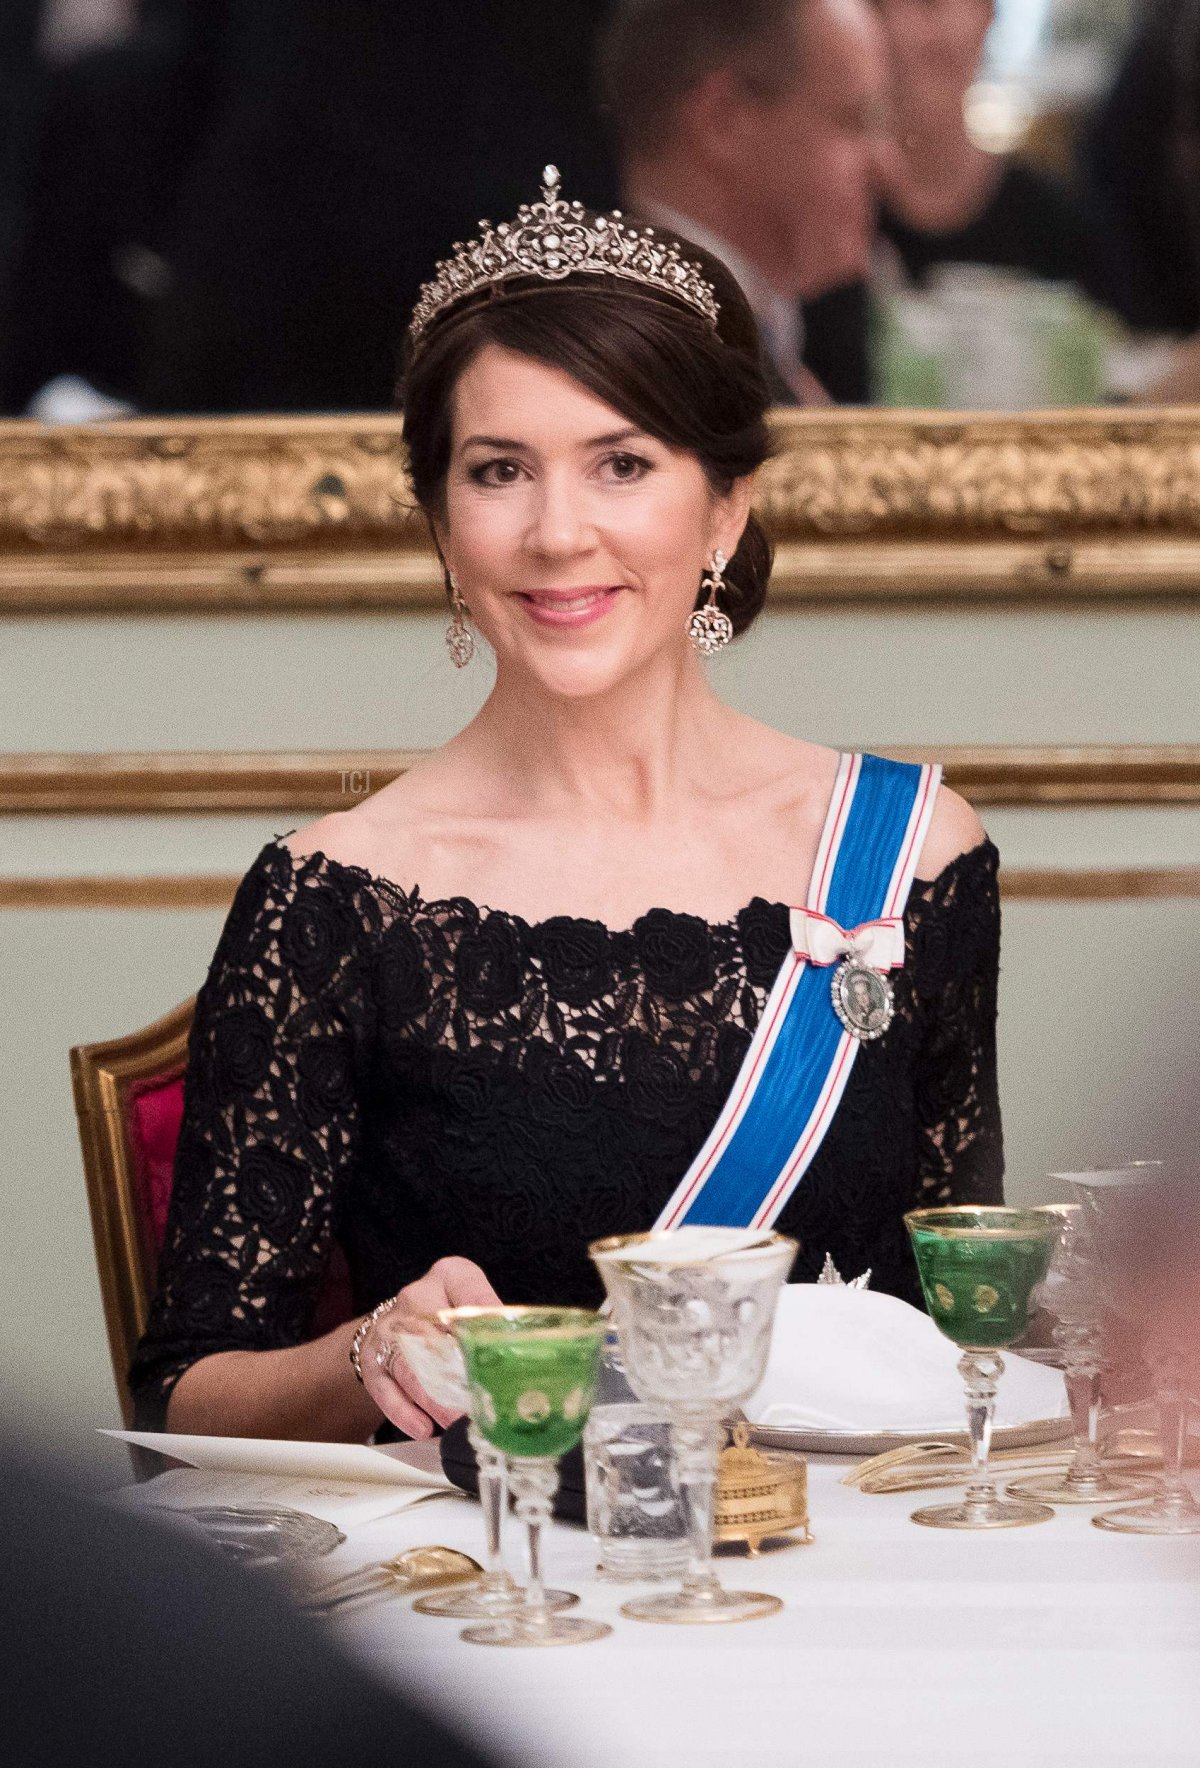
left=72, top=1000, right=353, bottom=1424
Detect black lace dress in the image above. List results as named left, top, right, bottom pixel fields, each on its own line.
left=130, top=838, right=1004, bottom=1427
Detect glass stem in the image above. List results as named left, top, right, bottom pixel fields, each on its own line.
left=1154, top=1353, right=1192, bottom=1512
left=467, top=1425, right=513, bottom=1595
left=1059, top=1328, right=1103, bottom=1492
left=672, top=1412, right=723, bottom=1602
left=510, top=1458, right=558, bottom=1631
left=960, top=1351, right=1003, bottom=1520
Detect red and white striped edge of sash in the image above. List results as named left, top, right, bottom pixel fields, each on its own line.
left=654, top=752, right=861, bottom=1232
left=747, top=759, right=942, bottom=1230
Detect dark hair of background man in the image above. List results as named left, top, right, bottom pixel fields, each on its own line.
left=597, top=0, right=808, bottom=158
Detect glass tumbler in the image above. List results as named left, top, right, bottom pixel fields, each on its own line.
left=583, top=1330, right=689, bottom=1582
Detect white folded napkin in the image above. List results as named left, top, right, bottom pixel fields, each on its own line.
left=747, top=1285, right=1068, bottom=1434
left=594, top=1225, right=778, bottom=1265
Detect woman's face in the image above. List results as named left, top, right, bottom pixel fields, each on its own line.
left=876, top=0, right=994, bottom=107
left=434, top=343, right=752, bottom=702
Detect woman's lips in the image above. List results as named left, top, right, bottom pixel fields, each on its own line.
left=516, top=586, right=623, bottom=629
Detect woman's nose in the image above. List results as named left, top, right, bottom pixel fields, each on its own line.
left=526, top=473, right=593, bottom=557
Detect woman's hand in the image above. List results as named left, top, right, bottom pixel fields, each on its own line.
left=359, top=1257, right=501, bottom=1439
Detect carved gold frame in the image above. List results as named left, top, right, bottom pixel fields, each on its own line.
left=4, top=408, right=1198, bottom=906
left=70, top=998, right=195, bottom=1424
left=4, top=407, right=1200, bottom=611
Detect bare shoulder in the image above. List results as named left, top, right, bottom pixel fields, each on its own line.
left=915, top=784, right=988, bottom=883
left=283, top=807, right=377, bottom=870
left=284, top=767, right=440, bottom=885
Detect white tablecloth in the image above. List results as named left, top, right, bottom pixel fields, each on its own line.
left=324, top=1448, right=1200, bottom=1768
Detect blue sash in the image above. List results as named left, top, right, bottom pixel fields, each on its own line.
left=655, top=753, right=941, bottom=1232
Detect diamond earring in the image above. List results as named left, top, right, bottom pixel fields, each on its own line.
left=687, top=550, right=733, bottom=656
left=445, top=570, right=475, bottom=668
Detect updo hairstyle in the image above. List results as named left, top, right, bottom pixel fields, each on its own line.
left=399, top=230, right=776, bottom=638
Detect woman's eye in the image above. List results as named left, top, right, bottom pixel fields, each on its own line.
left=604, top=452, right=651, bottom=482
left=468, top=458, right=523, bottom=487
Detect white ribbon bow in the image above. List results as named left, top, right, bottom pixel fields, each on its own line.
left=788, top=908, right=905, bottom=971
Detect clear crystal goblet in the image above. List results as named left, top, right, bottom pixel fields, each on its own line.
left=385, top=1310, right=573, bottom=1619
left=1093, top=1344, right=1200, bottom=1535
left=589, top=1226, right=796, bottom=1626
left=1058, top=1169, right=1200, bottom=1537
left=1006, top=1205, right=1154, bottom=1506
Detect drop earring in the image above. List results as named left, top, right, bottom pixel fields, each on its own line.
left=445, top=570, right=475, bottom=668
left=687, top=550, right=733, bottom=656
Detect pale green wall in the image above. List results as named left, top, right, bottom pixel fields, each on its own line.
left=4, top=600, right=1199, bottom=750
left=3, top=598, right=1198, bottom=1462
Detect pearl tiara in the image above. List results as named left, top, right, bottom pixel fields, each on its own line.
left=407, top=165, right=721, bottom=348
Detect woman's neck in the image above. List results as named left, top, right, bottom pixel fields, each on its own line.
left=887, top=103, right=1001, bottom=235
left=462, top=649, right=739, bottom=825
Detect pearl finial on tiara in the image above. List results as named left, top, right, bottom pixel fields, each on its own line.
left=407, top=166, right=721, bottom=348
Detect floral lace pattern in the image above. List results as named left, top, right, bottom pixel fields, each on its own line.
left=130, top=838, right=1004, bottom=1426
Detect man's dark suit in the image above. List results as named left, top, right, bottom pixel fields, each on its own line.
left=142, top=0, right=618, bottom=412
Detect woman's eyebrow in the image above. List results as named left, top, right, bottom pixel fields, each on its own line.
left=460, top=434, right=526, bottom=450
left=459, top=426, right=650, bottom=452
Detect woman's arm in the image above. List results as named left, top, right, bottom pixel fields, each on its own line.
left=131, top=847, right=377, bottom=1439
left=168, top=1256, right=502, bottom=1440
left=166, top=1322, right=376, bottom=1440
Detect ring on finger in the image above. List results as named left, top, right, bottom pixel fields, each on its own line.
left=375, top=1339, right=400, bottom=1379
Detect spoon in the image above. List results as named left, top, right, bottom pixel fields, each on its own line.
left=301, top=1545, right=483, bottom=1614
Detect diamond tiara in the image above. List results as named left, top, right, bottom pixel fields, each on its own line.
left=407, top=165, right=721, bottom=348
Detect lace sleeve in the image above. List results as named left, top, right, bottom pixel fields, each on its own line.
left=909, top=841, right=1005, bottom=1209
left=129, top=845, right=376, bottom=1427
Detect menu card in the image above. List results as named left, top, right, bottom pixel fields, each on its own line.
left=103, top=1429, right=455, bottom=1531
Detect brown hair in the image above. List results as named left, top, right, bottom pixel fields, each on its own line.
left=399, top=238, right=775, bottom=638
left=598, top=0, right=809, bottom=159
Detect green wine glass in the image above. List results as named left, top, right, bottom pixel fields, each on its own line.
left=450, top=1307, right=610, bottom=1647
left=392, top=1310, right=571, bottom=1621
left=905, top=1205, right=1063, bottom=1530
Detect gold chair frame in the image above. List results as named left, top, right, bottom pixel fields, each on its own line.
left=70, top=999, right=195, bottom=1424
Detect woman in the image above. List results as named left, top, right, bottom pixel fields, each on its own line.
left=872, top=0, right=1104, bottom=300
left=131, top=171, right=1002, bottom=1444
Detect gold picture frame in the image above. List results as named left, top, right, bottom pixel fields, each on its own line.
left=3, top=407, right=1200, bottom=612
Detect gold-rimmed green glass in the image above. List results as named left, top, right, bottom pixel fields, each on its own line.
left=449, top=1307, right=610, bottom=1647
left=391, top=1309, right=568, bottom=1622
left=905, top=1205, right=1063, bottom=1530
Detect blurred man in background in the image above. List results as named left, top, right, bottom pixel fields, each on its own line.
left=3, top=2, right=619, bottom=414
left=0, top=0, right=227, bottom=415
left=140, top=0, right=617, bottom=412
left=1086, top=0, right=1200, bottom=340
left=600, top=0, right=891, bottom=403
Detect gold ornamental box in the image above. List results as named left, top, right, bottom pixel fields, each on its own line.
left=714, top=1422, right=813, bottom=1554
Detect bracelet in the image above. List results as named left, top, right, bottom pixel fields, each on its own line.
left=349, top=1295, right=398, bottom=1385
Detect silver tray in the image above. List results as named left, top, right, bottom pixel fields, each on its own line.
left=748, top=1415, right=1073, bottom=1458
left=186, top=1505, right=346, bottom=1567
